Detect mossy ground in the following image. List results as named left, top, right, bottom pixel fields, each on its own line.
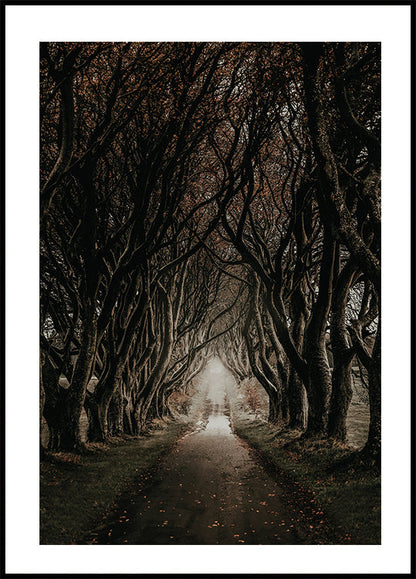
left=40, top=417, right=191, bottom=544
left=230, top=402, right=381, bottom=544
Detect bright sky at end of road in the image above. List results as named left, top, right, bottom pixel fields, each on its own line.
left=207, top=357, right=225, bottom=374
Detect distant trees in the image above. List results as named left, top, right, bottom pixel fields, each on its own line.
left=40, top=41, right=380, bottom=465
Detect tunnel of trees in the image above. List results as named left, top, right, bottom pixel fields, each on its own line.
left=40, top=41, right=380, bottom=466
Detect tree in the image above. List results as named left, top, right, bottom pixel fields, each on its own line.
left=40, top=41, right=381, bottom=460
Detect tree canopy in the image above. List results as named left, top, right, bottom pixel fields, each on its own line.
left=40, top=41, right=381, bottom=465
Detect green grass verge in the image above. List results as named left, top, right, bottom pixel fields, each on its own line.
left=230, top=407, right=381, bottom=544
left=40, top=418, right=191, bottom=544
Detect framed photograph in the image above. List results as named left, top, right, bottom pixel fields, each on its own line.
left=4, top=3, right=413, bottom=576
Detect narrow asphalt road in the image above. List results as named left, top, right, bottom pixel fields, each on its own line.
left=84, top=376, right=330, bottom=545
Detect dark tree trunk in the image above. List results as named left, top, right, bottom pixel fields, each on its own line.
left=59, top=404, right=83, bottom=451
left=154, top=385, right=164, bottom=420
left=83, top=393, right=104, bottom=443
left=108, top=386, right=123, bottom=436
left=287, top=182, right=312, bottom=430
left=288, top=304, right=308, bottom=430
left=123, top=395, right=134, bottom=435
left=136, top=286, right=174, bottom=430
left=361, top=322, right=381, bottom=466
left=91, top=273, right=151, bottom=441
left=161, top=388, right=175, bottom=419
left=348, top=291, right=381, bottom=466
left=57, top=309, right=97, bottom=451
left=85, top=393, right=102, bottom=442
left=288, top=370, right=307, bottom=429
left=281, top=385, right=290, bottom=424
left=327, top=361, right=353, bottom=441
left=88, top=358, right=124, bottom=442
left=243, top=323, right=285, bottom=427
left=303, top=340, right=332, bottom=437
left=268, top=391, right=283, bottom=425
left=41, top=358, right=72, bottom=451
left=328, top=260, right=357, bottom=441
left=41, top=64, right=76, bottom=219
left=303, top=232, right=336, bottom=438
left=130, top=385, right=143, bottom=435
left=134, top=397, right=147, bottom=435
left=40, top=354, right=46, bottom=433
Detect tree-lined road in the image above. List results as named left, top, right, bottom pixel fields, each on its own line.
left=85, top=371, right=331, bottom=545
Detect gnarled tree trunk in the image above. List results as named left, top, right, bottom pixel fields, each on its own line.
left=328, top=260, right=358, bottom=441
left=303, top=231, right=336, bottom=438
